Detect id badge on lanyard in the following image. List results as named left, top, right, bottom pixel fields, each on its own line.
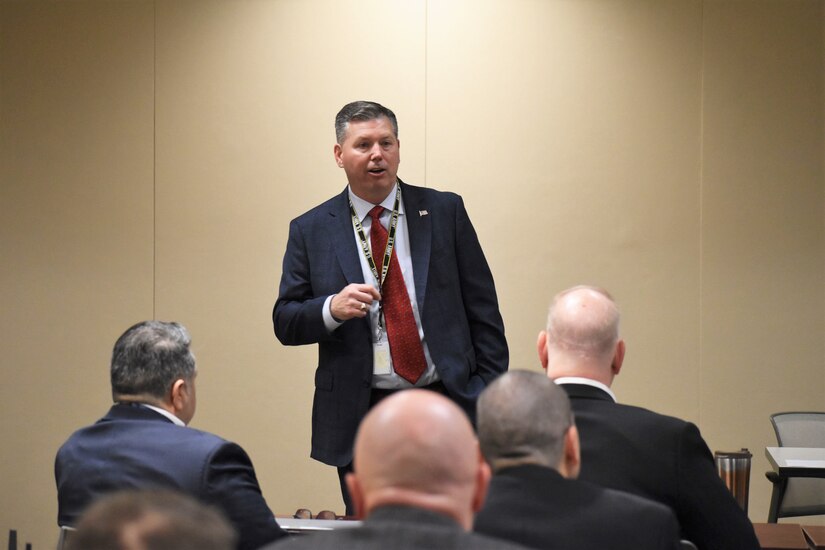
left=373, top=339, right=392, bottom=375
left=349, top=186, right=401, bottom=376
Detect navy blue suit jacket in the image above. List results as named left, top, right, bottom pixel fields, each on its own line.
left=55, top=404, right=286, bottom=550
left=474, top=464, right=680, bottom=550
left=561, top=383, right=760, bottom=550
left=273, top=181, right=508, bottom=466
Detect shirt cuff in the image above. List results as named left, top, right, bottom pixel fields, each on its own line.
left=322, top=295, right=344, bottom=332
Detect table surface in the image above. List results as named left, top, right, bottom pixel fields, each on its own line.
left=276, top=517, right=362, bottom=533
left=752, top=523, right=810, bottom=550
left=276, top=518, right=825, bottom=547
left=765, top=447, right=825, bottom=477
left=803, top=525, right=825, bottom=550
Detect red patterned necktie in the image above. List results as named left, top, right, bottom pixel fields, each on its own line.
left=368, top=206, right=427, bottom=384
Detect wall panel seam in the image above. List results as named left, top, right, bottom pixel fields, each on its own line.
left=152, top=0, right=157, bottom=319
left=698, top=0, right=706, bottom=427
left=424, top=0, right=428, bottom=188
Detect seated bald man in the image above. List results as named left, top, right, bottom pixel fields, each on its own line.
left=263, top=390, right=529, bottom=550
left=539, top=286, right=760, bottom=550
left=474, top=370, right=681, bottom=550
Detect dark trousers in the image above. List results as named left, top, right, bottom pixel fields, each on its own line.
left=336, top=381, right=446, bottom=516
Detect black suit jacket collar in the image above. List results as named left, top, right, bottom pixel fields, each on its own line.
left=365, top=504, right=463, bottom=531
left=560, top=382, right=614, bottom=402
left=329, top=187, right=365, bottom=287
left=399, top=181, right=432, bottom=308
left=494, top=463, right=566, bottom=485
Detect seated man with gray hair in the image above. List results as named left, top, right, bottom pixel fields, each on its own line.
left=55, top=321, right=287, bottom=550
left=473, top=370, right=681, bottom=550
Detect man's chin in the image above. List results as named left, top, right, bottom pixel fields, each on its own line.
left=351, top=179, right=394, bottom=203
left=367, top=174, right=395, bottom=191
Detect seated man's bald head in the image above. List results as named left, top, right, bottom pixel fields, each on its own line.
left=538, top=285, right=626, bottom=386
left=547, top=286, right=619, bottom=357
left=347, top=390, right=490, bottom=530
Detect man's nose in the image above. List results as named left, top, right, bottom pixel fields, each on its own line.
left=369, top=144, right=383, bottom=160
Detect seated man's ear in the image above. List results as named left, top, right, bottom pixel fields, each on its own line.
left=345, top=473, right=364, bottom=519
left=471, top=447, right=491, bottom=515
left=170, top=379, right=187, bottom=409
left=537, top=330, right=549, bottom=370
left=170, top=378, right=196, bottom=424
left=562, top=425, right=581, bottom=479
left=611, top=340, right=626, bottom=376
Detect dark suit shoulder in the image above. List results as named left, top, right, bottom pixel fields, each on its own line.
left=400, top=180, right=458, bottom=198
left=56, top=406, right=285, bottom=550
left=481, top=465, right=673, bottom=517
left=289, top=188, right=348, bottom=225
left=564, top=386, right=759, bottom=550
left=57, top=409, right=233, bottom=475
left=400, top=181, right=463, bottom=208
left=264, top=505, right=529, bottom=550
left=476, top=466, right=679, bottom=550
left=597, top=484, right=678, bottom=523
left=119, top=411, right=231, bottom=448
left=567, top=386, right=690, bottom=435
left=613, top=401, right=692, bottom=430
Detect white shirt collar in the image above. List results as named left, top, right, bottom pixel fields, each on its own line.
left=348, top=182, right=404, bottom=221
left=553, top=377, right=617, bottom=403
left=141, top=403, right=186, bottom=426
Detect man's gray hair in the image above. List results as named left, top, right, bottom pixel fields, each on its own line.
left=477, top=370, right=574, bottom=472
left=110, top=321, right=195, bottom=400
left=546, top=285, right=620, bottom=358
left=334, top=100, right=398, bottom=144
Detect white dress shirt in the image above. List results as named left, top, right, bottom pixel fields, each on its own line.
left=322, top=182, right=439, bottom=389
left=139, top=403, right=185, bottom=426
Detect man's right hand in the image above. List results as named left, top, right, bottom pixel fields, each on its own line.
left=330, top=284, right=381, bottom=321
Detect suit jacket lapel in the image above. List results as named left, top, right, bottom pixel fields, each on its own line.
left=329, top=187, right=365, bottom=285
left=400, top=181, right=431, bottom=311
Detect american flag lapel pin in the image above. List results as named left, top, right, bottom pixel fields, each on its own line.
left=419, top=210, right=428, bottom=217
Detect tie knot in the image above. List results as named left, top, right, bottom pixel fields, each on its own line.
left=368, top=206, right=384, bottom=222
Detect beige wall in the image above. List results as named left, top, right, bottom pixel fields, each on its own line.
left=1, top=0, right=823, bottom=546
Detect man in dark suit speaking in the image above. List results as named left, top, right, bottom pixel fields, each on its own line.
left=538, top=285, right=760, bottom=550
left=55, top=321, right=287, bottom=550
left=273, top=101, right=508, bottom=513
